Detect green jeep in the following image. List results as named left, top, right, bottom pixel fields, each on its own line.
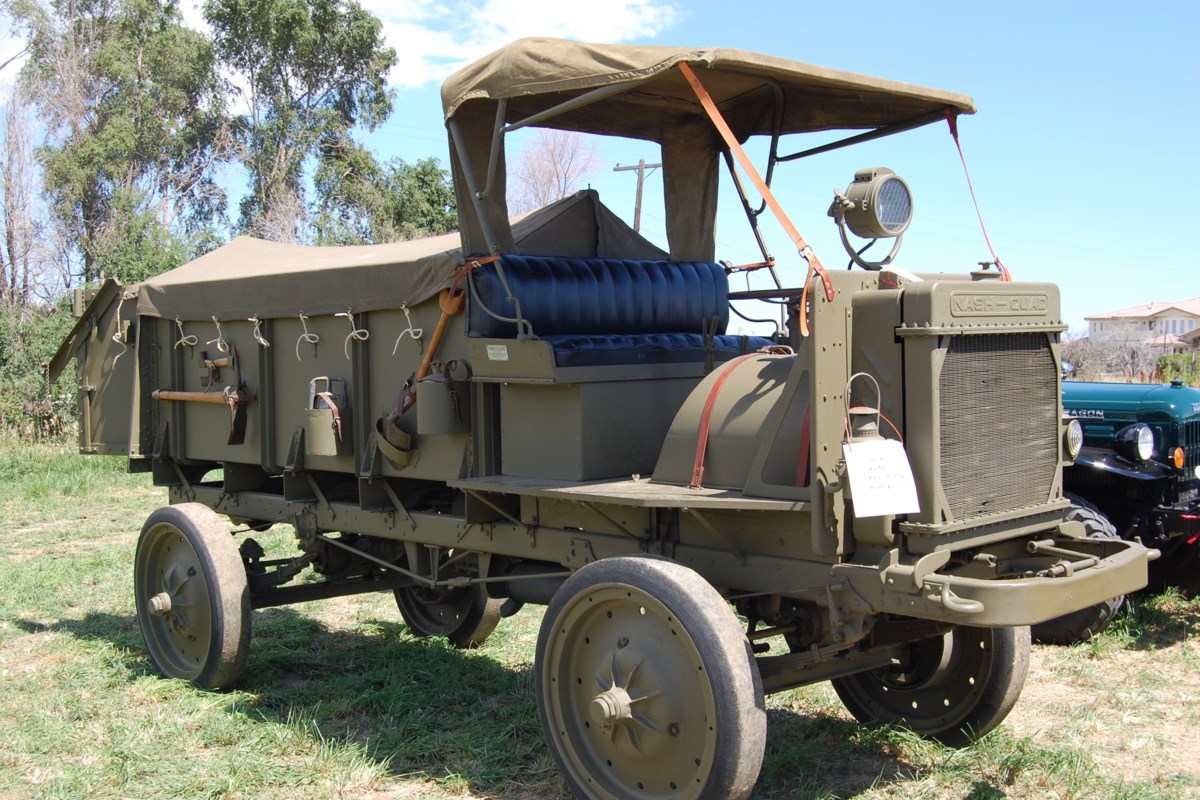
left=1035, top=380, right=1200, bottom=643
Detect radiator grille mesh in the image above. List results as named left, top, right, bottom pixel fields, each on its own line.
left=939, top=334, right=1058, bottom=521
left=1184, top=420, right=1200, bottom=478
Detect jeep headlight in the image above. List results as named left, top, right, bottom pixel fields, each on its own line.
left=1065, top=419, right=1084, bottom=459
left=1114, top=423, right=1154, bottom=462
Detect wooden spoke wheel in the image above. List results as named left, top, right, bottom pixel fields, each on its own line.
left=394, top=584, right=502, bottom=648
left=832, top=625, right=1030, bottom=747
left=536, top=556, right=766, bottom=800
left=134, top=504, right=250, bottom=689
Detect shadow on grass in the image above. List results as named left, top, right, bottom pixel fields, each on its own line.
left=1107, top=590, right=1200, bottom=650
left=17, top=607, right=1013, bottom=800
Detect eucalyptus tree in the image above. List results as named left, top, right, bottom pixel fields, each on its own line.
left=10, top=0, right=232, bottom=283
left=313, top=148, right=456, bottom=245
left=204, top=0, right=396, bottom=242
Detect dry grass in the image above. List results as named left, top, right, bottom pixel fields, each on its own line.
left=1, top=438, right=1197, bottom=799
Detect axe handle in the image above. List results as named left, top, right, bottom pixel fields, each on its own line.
left=416, top=288, right=466, bottom=381
left=153, top=389, right=256, bottom=405
left=416, top=314, right=451, bottom=381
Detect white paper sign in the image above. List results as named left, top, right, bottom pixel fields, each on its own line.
left=842, top=439, right=921, bottom=518
left=486, top=344, right=509, bottom=361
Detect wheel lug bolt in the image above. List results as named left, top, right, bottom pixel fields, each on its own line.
left=147, top=592, right=172, bottom=616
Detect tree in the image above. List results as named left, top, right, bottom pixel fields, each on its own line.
left=313, top=146, right=455, bottom=245
left=0, top=86, right=38, bottom=308
left=508, top=129, right=599, bottom=214
left=11, top=0, right=232, bottom=283
left=204, top=0, right=396, bottom=242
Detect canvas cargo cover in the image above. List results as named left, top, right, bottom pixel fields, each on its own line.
left=442, top=38, right=976, bottom=139
left=136, top=189, right=665, bottom=321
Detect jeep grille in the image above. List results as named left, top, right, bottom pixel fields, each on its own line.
left=939, top=333, right=1058, bottom=521
left=1186, top=419, right=1200, bottom=478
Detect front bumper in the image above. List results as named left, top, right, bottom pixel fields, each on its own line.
left=835, top=534, right=1155, bottom=627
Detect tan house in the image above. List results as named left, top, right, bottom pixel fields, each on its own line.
left=1086, top=296, right=1200, bottom=352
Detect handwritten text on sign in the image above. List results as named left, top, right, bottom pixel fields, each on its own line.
left=842, top=439, right=921, bottom=518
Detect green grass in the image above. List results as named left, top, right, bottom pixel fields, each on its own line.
left=1, top=437, right=1197, bottom=799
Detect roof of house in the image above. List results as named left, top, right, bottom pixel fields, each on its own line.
left=1143, top=333, right=1188, bottom=347
left=1087, top=296, right=1200, bottom=320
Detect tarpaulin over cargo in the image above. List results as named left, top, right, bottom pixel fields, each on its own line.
left=442, top=37, right=976, bottom=263
left=135, top=189, right=666, bottom=321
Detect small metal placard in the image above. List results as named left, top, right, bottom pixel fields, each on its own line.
left=486, top=344, right=509, bottom=361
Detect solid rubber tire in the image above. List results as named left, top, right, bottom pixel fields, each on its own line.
left=134, top=503, right=251, bottom=689
left=1032, top=495, right=1125, bottom=644
left=832, top=625, right=1030, bottom=747
left=535, top=556, right=766, bottom=800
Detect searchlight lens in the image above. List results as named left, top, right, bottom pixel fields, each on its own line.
left=842, top=168, right=913, bottom=239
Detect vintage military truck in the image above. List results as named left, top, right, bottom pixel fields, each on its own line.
left=51, top=39, right=1152, bottom=800
left=1062, top=380, right=1200, bottom=596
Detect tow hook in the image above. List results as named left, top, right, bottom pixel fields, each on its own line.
left=923, top=580, right=984, bottom=615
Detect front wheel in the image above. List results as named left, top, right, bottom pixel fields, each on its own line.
left=536, top=556, right=766, bottom=800
left=832, top=625, right=1030, bottom=747
left=1032, top=496, right=1125, bottom=644
left=134, top=503, right=251, bottom=689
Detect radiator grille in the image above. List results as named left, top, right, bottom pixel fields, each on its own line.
left=939, top=333, right=1059, bottom=522
left=1184, top=420, right=1200, bottom=477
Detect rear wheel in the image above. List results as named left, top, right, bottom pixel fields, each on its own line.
left=394, top=584, right=502, bottom=648
left=536, top=556, right=766, bottom=800
left=134, top=504, right=250, bottom=689
left=832, top=625, right=1030, bottom=747
left=1032, top=496, right=1125, bottom=644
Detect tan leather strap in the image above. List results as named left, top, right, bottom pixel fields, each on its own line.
left=315, top=391, right=344, bottom=442
left=678, top=61, right=834, bottom=337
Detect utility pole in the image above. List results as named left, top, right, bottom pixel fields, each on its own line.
left=613, top=159, right=661, bottom=232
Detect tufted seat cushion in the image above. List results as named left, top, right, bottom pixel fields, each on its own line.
left=468, top=255, right=773, bottom=366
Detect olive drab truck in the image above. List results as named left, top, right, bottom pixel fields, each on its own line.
left=50, top=39, right=1153, bottom=800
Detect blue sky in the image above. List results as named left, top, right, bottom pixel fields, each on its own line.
left=352, top=0, right=1199, bottom=333
left=6, top=1, right=1195, bottom=330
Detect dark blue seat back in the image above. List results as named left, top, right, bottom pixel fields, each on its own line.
left=468, top=255, right=730, bottom=339
left=466, top=254, right=774, bottom=367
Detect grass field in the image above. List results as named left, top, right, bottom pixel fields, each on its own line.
left=1, top=436, right=1198, bottom=799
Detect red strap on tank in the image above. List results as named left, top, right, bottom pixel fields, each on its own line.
left=691, top=354, right=761, bottom=488
left=794, top=407, right=812, bottom=487
left=946, top=111, right=1012, bottom=282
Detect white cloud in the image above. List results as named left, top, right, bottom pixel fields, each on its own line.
left=363, top=0, right=681, bottom=88
left=149, top=1, right=681, bottom=93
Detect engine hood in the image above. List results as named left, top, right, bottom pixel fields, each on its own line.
left=1063, top=381, right=1200, bottom=425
